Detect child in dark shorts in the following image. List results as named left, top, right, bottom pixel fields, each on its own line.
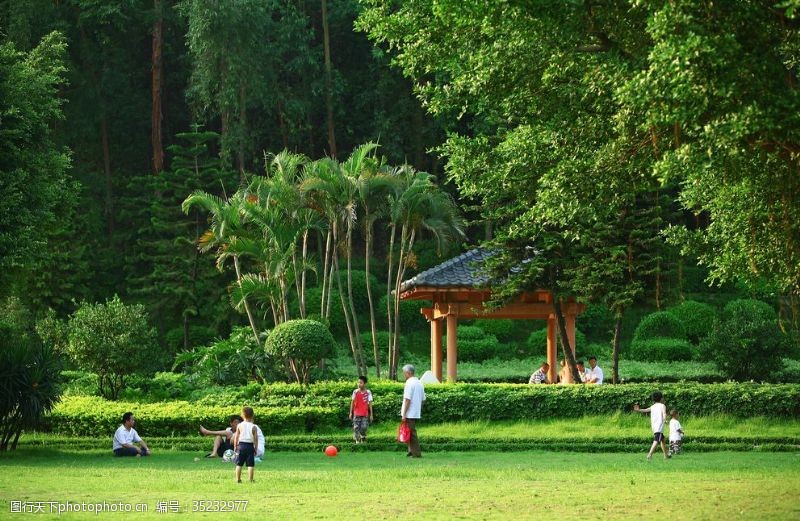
left=233, top=406, right=260, bottom=483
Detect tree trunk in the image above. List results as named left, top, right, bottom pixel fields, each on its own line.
left=321, top=228, right=332, bottom=317
left=238, top=82, right=247, bottom=180
left=344, top=218, right=365, bottom=375
left=364, top=214, right=380, bottom=378
left=233, top=255, right=260, bottom=345
left=385, top=223, right=397, bottom=378
left=611, top=313, right=622, bottom=384
left=552, top=297, right=582, bottom=383
left=334, top=239, right=364, bottom=374
left=321, top=0, right=337, bottom=157
left=390, top=224, right=412, bottom=379
left=101, top=115, right=114, bottom=236
left=300, top=229, right=309, bottom=318
left=151, top=0, right=164, bottom=174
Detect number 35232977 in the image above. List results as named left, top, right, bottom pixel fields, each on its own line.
left=192, top=500, right=248, bottom=512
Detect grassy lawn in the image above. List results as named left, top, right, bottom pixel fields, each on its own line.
left=1, top=449, right=799, bottom=520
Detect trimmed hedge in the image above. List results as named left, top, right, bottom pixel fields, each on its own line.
left=633, top=311, right=686, bottom=342
left=628, top=338, right=694, bottom=362
left=17, top=434, right=800, bottom=453
left=45, top=383, right=800, bottom=438
left=43, top=396, right=337, bottom=437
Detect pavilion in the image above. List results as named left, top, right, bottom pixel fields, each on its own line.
left=398, top=248, right=585, bottom=383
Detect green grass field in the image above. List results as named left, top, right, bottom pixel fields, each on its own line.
left=2, top=449, right=799, bottom=520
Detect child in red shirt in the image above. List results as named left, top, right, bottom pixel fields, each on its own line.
left=348, top=375, right=374, bottom=443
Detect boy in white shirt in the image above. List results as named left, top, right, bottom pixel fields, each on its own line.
left=233, top=406, right=259, bottom=483
left=669, top=409, right=684, bottom=456
left=634, top=391, right=670, bottom=460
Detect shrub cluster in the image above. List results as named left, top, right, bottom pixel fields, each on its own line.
left=630, top=311, right=691, bottom=362
left=43, top=382, right=798, bottom=437
left=43, top=396, right=337, bottom=437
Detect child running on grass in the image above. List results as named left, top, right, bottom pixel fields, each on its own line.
left=634, top=391, right=670, bottom=460
left=233, top=406, right=259, bottom=483
left=349, top=375, right=374, bottom=443
left=669, top=409, right=684, bottom=456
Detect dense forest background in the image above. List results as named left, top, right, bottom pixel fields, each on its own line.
left=1, top=0, right=797, bottom=373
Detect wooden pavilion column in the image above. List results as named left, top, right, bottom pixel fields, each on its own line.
left=546, top=316, right=557, bottom=383
left=446, top=314, right=458, bottom=382
left=430, top=318, right=443, bottom=382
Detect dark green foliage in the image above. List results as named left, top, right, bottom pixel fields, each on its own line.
left=473, top=319, right=516, bottom=342
left=360, top=331, right=394, bottom=366
left=628, top=338, right=694, bottom=362
left=633, top=312, right=687, bottom=342
left=445, top=327, right=503, bottom=362
left=266, top=319, right=336, bottom=384
left=525, top=328, right=587, bottom=359
left=702, top=299, right=790, bottom=381
left=668, top=300, right=717, bottom=344
left=0, top=322, right=63, bottom=451
left=377, top=294, right=429, bottom=332
left=579, top=304, right=615, bottom=342
left=173, top=327, right=276, bottom=386
left=128, top=127, right=238, bottom=353
left=66, top=296, right=159, bottom=400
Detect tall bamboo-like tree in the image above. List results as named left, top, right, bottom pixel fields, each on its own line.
left=182, top=191, right=261, bottom=345
left=385, top=167, right=465, bottom=379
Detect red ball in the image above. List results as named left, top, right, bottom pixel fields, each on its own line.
left=324, top=445, right=338, bottom=457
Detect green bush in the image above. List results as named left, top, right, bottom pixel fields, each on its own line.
left=377, top=294, right=430, bottom=332
left=443, top=326, right=503, bottom=362
left=668, top=300, right=717, bottom=344
left=628, top=338, right=694, bottom=362
left=359, top=330, right=394, bottom=367
left=164, top=325, right=217, bottom=352
left=1, top=323, right=63, bottom=451
left=266, top=319, right=336, bottom=384
left=474, top=319, right=516, bottom=342
left=44, top=396, right=337, bottom=437
left=45, top=383, right=799, bottom=437
left=633, top=311, right=686, bottom=342
left=701, top=299, right=789, bottom=381
left=525, top=328, right=587, bottom=359
left=66, top=295, right=159, bottom=400
left=173, top=326, right=276, bottom=386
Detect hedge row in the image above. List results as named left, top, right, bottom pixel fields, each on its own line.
left=19, top=434, right=800, bottom=454
left=43, top=396, right=337, bottom=437
left=255, top=381, right=800, bottom=420
left=44, top=383, right=800, bottom=437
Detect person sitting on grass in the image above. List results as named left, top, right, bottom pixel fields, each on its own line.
left=112, top=412, right=150, bottom=457
left=669, top=409, right=684, bottom=456
left=233, top=406, right=259, bottom=483
left=528, top=362, right=550, bottom=384
left=199, top=415, right=242, bottom=458
left=634, top=391, right=670, bottom=460
left=349, top=375, right=374, bottom=444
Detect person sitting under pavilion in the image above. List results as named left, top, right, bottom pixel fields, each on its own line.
left=528, top=362, right=550, bottom=384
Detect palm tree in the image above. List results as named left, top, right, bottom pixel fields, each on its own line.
left=385, top=167, right=465, bottom=378
left=355, top=157, right=398, bottom=377
left=302, top=157, right=368, bottom=376
left=182, top=190, right=261, bottom=345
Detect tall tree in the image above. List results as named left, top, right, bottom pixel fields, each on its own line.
left=151, top=0, right=164, bottom=174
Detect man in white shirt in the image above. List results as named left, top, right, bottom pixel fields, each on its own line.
left=112, top=412, right=150, bottom=457
left=400, top=364, right=426, bottom=458
left=585, top=356, right=604, bottom=384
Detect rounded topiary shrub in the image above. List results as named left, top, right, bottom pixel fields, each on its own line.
left=473, top=319, right=516, bottom=342
left=700, top=299, right=789, bottom=381
left=266, top=319, right=336, bottom=384
left=632, top=311, right=686, bottom=342
left=667, top=300, right=716, bottom=344
left=444, top=327, right=503, bottom=362
left=628, top=338, right=694, bottom=362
